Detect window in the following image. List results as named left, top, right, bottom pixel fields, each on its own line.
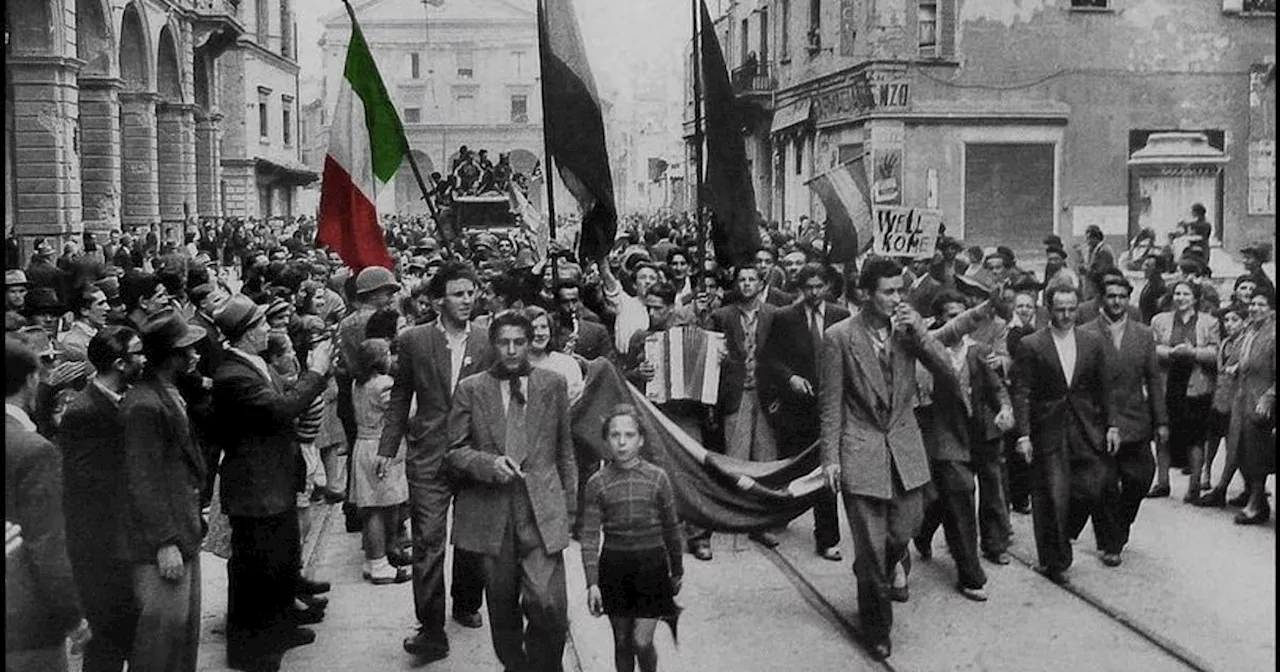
left=510, top=94, right=528, bottom=123
left=807, top=0, right=821, bottom=53
left=918, top=1, right=938, bottom=50
left=411, top=52, right=421, bottom=79
left=780, top=0, right=790, bottom=57
left=1070, top=0, right=1109, bottom=8
left=280, top=0, right=292, bottom=58
left=404, top=107, right=421, bottom=123
left=512, top=51, right=526, bottom=78
left=741, top=19, right=750, bottom=64
left=760, top=9, right=769, bottom=64
left=282, top=95, right=293, bottom=145
left=255, top=0, right=269, bottom=44
left=457, top=49, right=474, bottom=79
left=454, top=93, right=475, bottom=120
left=257, top=87, right=271, bottom=139
left=794, top=137, right=804, bottom=175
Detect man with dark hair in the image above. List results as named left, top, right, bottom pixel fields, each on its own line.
left=376, top=260, right=491, bottom=661
left=1012, top=282, right=1119, bottom=585
left=59, top=284, right=111, bottom=361
left=713, top=265, right=780, bottom=466
left=1077, top=225, right=1116, bottom=300
left=1084, top=275, right=1167, bottom=567
left=6, top=335, right=88, bottom=672
left=1076, top=268, right=1141, bottom=325
left=121, top=311, right=208, bottom=672
left=58, top=325, right=145, bottom=672
left=120, top=272, right=172, bottom=331
left=446, top=309, right=576, bottom=672
left=819, top=256, right=955, bottom=660
left=1138, top=254, right=1168, bottom=325
left=552, top=279, right=612, bottom=360
left=779, top=248, right=810, bottom=292
left=753, top=246, right=794, bottom=307
left=213, top=296, right=334, bottom=669
left=762, top=262, right=849, bottom=561
left=1043, top=246, right=1079, bottom=295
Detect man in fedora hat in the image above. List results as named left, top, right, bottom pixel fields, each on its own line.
left=25, top=239, right=62, bottom=293
left=6, top=269, right=30, bottom=325
left=24, top=287, right=66, bottom=338
left=211, top=295, right=334, bottom=670
left=120, top=309, right=208, bottom=672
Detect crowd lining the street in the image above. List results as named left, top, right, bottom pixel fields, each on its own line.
left=4, top=197, right=1275, bottom=671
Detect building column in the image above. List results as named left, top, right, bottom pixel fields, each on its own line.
left=9, top=55, right=83, bottom=252
left=157, top=101, right=197, bottom=242
left=195, top=110, right=223, bottom=218
left=119, top=91, right=160, bottom=232
left=77, top=75, right=123, bottom=233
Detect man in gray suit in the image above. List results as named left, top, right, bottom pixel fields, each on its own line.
left=377, top=261, right=492, bottom=661
left=446, top=309, right=576, bottom=672
left=819, top=257, right=955, bottom=661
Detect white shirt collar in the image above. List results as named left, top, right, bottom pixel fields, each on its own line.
left=5, top=403, right=37, bottom=432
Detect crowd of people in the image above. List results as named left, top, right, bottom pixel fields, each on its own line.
left=4, top=196, right=1275, bottom=670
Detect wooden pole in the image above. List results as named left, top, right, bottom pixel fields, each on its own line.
left=535, top=0, right=558, bottom=247
left=692, top=0, right=706, bottom=274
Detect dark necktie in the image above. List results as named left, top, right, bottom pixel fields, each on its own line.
left=810, top=309, right=823, bottom=357
left=505, top=380, right=527, bottom=465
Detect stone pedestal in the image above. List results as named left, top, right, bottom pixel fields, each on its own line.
left=120, top=91, right=160, bottom=231
left=78, top=75, right=123, bottom=232
left=157, top=101, right=197, bottom=241
left=9, top=55, right=84, bottom=244
left=195, top=110, right=224, bottom=218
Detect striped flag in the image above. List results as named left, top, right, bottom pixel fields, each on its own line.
left=806, top=156, right=873, bottom=262
left=508, top=180, right=548, bottom=258
left=316, top=1, right=400, bottom=271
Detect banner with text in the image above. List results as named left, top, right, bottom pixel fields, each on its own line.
left=872, top=206, right=941, bottom=258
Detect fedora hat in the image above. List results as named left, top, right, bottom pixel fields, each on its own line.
left=5, top=269, right=29, bottom=287
left=140, top=308, right=206, bottom=351
left=213, top=294, right=267, bottom=341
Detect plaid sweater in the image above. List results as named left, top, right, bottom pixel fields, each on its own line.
left=579, top=459, right=683, bottom=587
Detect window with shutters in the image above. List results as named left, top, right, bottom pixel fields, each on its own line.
left=404, top=107, right=421, bottom=123
left=919, top=0, right=954, bottom=58
left=411, top=53, right=421, bottom=79
left=918, top=1, right=938, bottom=50
left=258, top=87, right=271, bottom=140
left=510, top=95, right=528, bottom=123
left=807, top=0, right=822, bottom=54
left=282, top=95, right=293, bottom=145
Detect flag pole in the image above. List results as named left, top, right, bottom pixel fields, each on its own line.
left=535, top=0, right=559, bottom=247
left=692, top=0, right=706, bottom=274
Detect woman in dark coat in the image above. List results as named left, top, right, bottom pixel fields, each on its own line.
left=1228, top=290, right=1276, bottom=525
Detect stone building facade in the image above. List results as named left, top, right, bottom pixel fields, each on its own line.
left=4, top=0, right=313, bottom=261
left=687, top=0, right=1275, bottom=261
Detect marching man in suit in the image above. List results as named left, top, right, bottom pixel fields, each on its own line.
left=819, top=257, right=957, bottom=660
left=376, top=261, right=492, bottom=661
left=446, top=309, right=577, bottom=672
left=762, top=263, right=849, bottom=561
left=1084, top=276, right=1167, bottom=567
left=1012, top=282, right=1120, bottom=585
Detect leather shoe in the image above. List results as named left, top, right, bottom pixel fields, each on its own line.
left=1195, top=490, right=1227, bottom=508
left=296, top=576, right=330, bottom=595
left=749, top=531, right=780, bottom=548
left=889, top=585, right=909, bottom=603
left=691, top=544, right=713, bottom=561
left=914, top=538, right=933, bottom=560
left=817, top=546, right=842, bottom=562
left=868, top=641, right=892, bottom=660
left=983, top=551, right=1011, bottom=565
left=452, top=610, right=483, bottom=629
left=959, top=586, right=988, bottom=602
left=1234, top=506, right=1271, bottom=525
left=1228, top=491, right=1251, bottom=507
left=1100, top=553, right=1122, bottom=567
left=297, top=594, right=328, bottom=610
left=1145, top=484, right=1171, bottom=499
left=1182, top=491, right=1202, bottom=505
left=269, top=626, right=316, bottom=652
left=1036, top=566, right=1070, bottom=586
left=403, top=629, right=449, bottom=661
left=289, top=605, right=325, bottom=625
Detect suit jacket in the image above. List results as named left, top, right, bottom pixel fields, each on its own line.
left=379, top=321, right=494, bottom=478
left=1083, top=316, right=1167, bottom=444
left=558, top=317, right=613, bottom=362
left=760, top=301, right=849, bottom=415
left=919, top=341, right=1011, bottom=463
left=445, top=368, right=576, bottom=556
left=763, top=285, right=795, bottom=308
left=57, top=383, right=131, bottom=564
left=5, top=413, right=83, bottom=651
left=1012, top=327, right=1113, bottom=456
left=819, top=311, right=955, bottom=499
left=1150, top=310, right=1220, bottom=398
left=213, top=351, right=326, bottom=517
left=120, top=378, right=206, bottom=561
left=710, top=301, right=778, bottom=414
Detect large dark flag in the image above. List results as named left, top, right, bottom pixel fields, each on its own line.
left=700, top=0, right=761, bottom=267
left=807, top=156, right=874, bottom=262
left=538, top=0, right=617, bottom=263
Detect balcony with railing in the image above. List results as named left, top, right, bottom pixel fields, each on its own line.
left=731, top=60, right=776, bottom=99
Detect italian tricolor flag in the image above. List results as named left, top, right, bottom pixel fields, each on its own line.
left=317, top=4, right=401, bottom=271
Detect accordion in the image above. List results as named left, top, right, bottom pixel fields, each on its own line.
left=643, top=326, right=726, bottom=405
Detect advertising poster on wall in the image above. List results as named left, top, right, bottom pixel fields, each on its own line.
left=870, top=124, right=904, bottom=206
